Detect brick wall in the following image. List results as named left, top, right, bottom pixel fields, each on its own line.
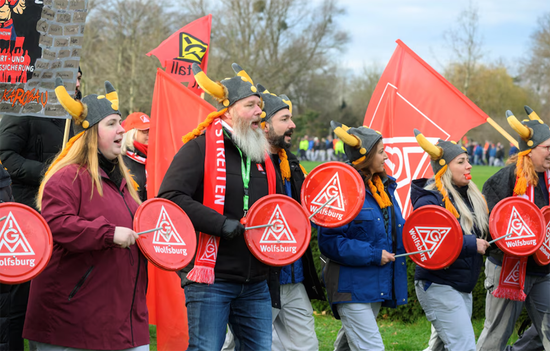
left=0, top=0, right=87, bottom=118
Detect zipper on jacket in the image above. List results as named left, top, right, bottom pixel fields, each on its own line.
left=68, top=266, right=94, bottom=301
left=291, top=263, right=295, bottom=283
left=119, top=190, right=135, bottom=220
left=114, top=184, right=139, bottom=345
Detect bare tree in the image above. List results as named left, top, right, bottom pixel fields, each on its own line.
left=81, top=0, right=180, bottom=116
left=180, top=0, right=349, bottom=116
left=520, top=12, right=550, bottom=119
left=443, top=1, right=484, bottom=96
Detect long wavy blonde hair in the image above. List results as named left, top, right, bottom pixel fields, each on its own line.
left=36, top=124, right=141, bottom=210
left=426, top=168, right=489, bottom=238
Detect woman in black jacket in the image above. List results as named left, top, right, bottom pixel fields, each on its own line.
left=411, top=130, right=490, bottom=351
left=121, top=112, right=150, bottom=202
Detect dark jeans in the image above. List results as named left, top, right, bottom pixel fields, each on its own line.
left=0, top=281, right=30, bottom=351
left=185, top=280, right=272, bottom=351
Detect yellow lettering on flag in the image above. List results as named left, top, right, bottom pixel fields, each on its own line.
left=177, top=33, right=208, bottom=63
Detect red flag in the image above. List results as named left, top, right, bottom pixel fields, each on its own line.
left=147, top=14, right=212, bottom=95
left=364, top=39, right=487, bottom=218
left=146, top=68, right=215, bottom=350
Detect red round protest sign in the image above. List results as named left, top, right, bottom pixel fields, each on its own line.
left=534, top=206, right=550, bottom=266
left=402, top=205, right=463, bottom=270
left=489, top=197, right=544, bottom=257
left=301, top=162, right=364, bottom=228
left=134, top=198, right=196, bottom=271
left=244, top=195, right=311, bottom=267
left=0, top=203, right=53, bottom=284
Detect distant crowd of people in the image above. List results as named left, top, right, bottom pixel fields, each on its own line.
left=297, top=135, right=347, bottom=162
left=465, top=140, right=519, bottom=167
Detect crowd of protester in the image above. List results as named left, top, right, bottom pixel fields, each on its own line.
left=297, top=135, right=347, bottom=162
left=465, top=140, right=518, bottom=167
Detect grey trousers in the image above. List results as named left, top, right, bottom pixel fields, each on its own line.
left=476, top=259, right=550, bottom=351
left=272, top=283, right=318, bottom=351
left=336, top=302, right=384, bottom=351
left=506, top=325, right=544, bottom=351
left=415, top=280, right=475, bottom=351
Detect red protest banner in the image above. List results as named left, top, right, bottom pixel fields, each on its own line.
left=147, top=14, right=212, bottom=96
left=146, top=67, right=215, bottom=350
left=364, top=39, right=487, bottom=218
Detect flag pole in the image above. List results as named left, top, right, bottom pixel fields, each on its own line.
left=62, top=119, right=71, bottom=149
left=486, top=117, right=518, bottom=148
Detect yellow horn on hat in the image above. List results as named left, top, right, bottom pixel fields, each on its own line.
left=507, top=110, right=532, bottom=140
left=414, top=129, right=443, bottom=159
left=281, top=95, right=292, bottom=115
left=232, top=63, right=254, bottom=85
left=192, top=64, right=227, bottom=101
left=525, top=105, right=543, bottom=122
left=104, top=81, right=119, bottom=110
left=55, top=78, right=83, bottom=118
left=334, top=124, right=360, bottom=148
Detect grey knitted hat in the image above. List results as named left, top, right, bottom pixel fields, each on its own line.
left=55, top=78, right=121, bottom=134
left=256, top=84, right=291, bottom=125
left=507, top=106, right=550, bottom=152
left=414, top=129, right=467, bottom=175
left=331, top=121, right=383, bottom=163
left=192, top=63, right=261, bottom=111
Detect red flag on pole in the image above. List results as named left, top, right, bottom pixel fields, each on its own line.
left=147, top=14, right=212, bottom=95
left=146, top=68, right=215, bottom=351
left=363, top=39, right=488, bottom=218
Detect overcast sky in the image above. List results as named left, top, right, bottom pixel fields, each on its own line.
left=335, top=0, right=550, bottom=74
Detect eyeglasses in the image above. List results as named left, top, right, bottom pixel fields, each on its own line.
left=537, top=145, right=550, bottom=152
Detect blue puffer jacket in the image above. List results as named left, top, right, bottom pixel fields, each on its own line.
left=410, top=178, right=483, bottom=293
left=318, top=176, right=408, bottom=319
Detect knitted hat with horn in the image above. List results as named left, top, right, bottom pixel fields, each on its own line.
left=507, top=106, right=550, bottom=195
left=182, top=63, right=262, bottom=143
left=331, top=120, right=391, bottom=208
left=507, top=106, right=550, bottom=152
left=55, top=77, right=120, bottom=135
left=256, top=84, right=292, bottom=128
left=45, top=78, right=122, bottom=179
left=414, top=129, right=467, bottom=219
left=330, top=121, right=382, bottom=164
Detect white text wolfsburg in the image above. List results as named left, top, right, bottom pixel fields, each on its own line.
left=260, top=245, right=297, bottom=254
left=153, top=246, right=187, bottom=255
left=506, top=239, right=536, bottom=248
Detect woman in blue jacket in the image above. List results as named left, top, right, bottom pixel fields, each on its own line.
left=411, top=130, right=490, bottom=351
left=318, top=121, right=408, bottom=351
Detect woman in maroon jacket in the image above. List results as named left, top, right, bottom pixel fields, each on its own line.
left=23, top=79, right=149, bottom=351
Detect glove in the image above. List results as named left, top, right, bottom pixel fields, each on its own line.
left=221, top=219, right=245, bottom=240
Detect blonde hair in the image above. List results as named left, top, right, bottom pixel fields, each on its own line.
left=37, top=125, right=141, bottom=210
left=426, top=169, right=489, bottom=238
left=122, top=128, right=137, bottom=154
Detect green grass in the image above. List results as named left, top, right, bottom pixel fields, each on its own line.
left=300, top=161, right=502, bottom=191
left=142, top=315, right=518, bottom=351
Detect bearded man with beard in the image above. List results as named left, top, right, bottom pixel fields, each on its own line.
left=158, top=63, right=275, bottom=351
left=258, top=85, right=326, bottom=351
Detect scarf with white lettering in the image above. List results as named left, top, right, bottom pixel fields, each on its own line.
left=492, top=171, right=550, bottom=301
left=186, top=118, right=276, bottom=284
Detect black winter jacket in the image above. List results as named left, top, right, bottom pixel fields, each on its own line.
left=123, top=149, right=147, bottom=202
left=410, top=179, right=485, bottom=293
left=0, top=163, right=13, bottom=351
left=0, top=115, right=72, bottom=209
left=482, top=164, right=550, bottom=275
left=268, top=151, right=326, bottom=308
left=157, top=130, right=270, bottom=285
